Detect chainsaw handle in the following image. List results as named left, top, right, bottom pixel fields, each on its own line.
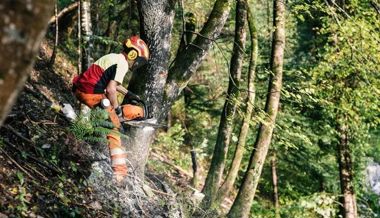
left=121, top=95, right=145, bottom=106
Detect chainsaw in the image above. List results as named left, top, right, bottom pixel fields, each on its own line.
left=119, top=96, right=164, bottom=128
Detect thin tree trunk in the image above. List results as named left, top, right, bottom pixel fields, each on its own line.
left=332, top=0, right=358, bottom=215
left=0, top=0, right=53, bottom=126
left=167, top=110, right=173, bottom=129
left=50, top=0, right=59, bottom=66
left=184, top=88, right=199, bottom=187
left=191, top=149, right=199, bottom=187
left=81, top=0, right=93, bottom=69
left=165, top=0, right=233, bottom=107
left=271, top=152, right=280, bottom=218
left=202, top=0, right=247, bottom=208
left=227, top=0, right=285, bottom=217
left=214, top=2, right=258, bottom=206
left=337, top=120, right=358, bottom=218
left=77, top=0, right=82, bottom=75
left=177, top=11, right=196, bottom=54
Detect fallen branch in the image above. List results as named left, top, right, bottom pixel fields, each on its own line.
left=48, top=2, right=79, bottom=25
left=23, top=163, right=49, bottom=181
left=4, top=125, right=34, bottom=144
left=0, top=147, right=36, bottom=180
left=150, top=152, right=192, bottom=178
left=150, top=187, right=176, bottom=197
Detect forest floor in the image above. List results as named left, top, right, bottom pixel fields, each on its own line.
left=0, top=41, right=200, bottom=217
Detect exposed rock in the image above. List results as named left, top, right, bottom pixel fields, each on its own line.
left=366, top=162, right=380, bottom=195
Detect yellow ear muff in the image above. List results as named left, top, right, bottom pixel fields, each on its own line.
left=127, top=50, right=138, bottom=60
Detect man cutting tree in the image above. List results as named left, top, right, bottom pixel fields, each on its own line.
left=72, top=36, right=150, bottom=182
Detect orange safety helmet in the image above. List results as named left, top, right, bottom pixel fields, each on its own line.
left=123, top=36, right=150, bottom=71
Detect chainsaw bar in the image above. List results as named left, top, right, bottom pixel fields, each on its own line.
left=121, top=119, right=165, bottom=128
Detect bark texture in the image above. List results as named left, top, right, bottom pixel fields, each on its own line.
left=80, top=0, right=93, bottom=69
left=77, top=0, right=82, bottom=74
left=0, top=0, right=53, bottom=126
left=271, top=152, right=280, bottom=218
left=125, top=0, right=233, bottom=179
left=227, top=0, right=286, bottom=216
left=50, top=0, right=59, bottom=65
left=337, top=121, right=358, bottom=218
left=214, top=3, right=258, bottom=207
left=125, top=0, right=176, bottom=177
left=202, top=0, right=247, bottom=208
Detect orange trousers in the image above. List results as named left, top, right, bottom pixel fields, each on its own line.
left=74, top=90, right=127, bottom=178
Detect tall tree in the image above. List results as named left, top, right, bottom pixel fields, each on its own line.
left=0, top=0, right=53, bottom=126
left=202, top=0, right=247, bottom=208
left=312, top=1, right=380, bottom=217
left=227, top=0, right=286, bottom=216
left=213, top=1, right=259, bottom=207
left=126, top=0, right=233, bottom=178
left=337, top=116, right=357, bottom=218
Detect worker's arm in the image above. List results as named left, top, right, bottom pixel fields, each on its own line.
left=106, top=80, right=119, bottom=109
left=117, top=85, right=141, bottom=101
left=116, top=85, right=128, bottom=95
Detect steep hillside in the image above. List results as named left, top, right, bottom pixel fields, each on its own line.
left=0, top=42, right=194, bottom=217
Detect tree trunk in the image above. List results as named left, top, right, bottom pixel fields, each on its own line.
left=178, top=11, right=196, bottom=54
left=125, top=0, right=233, bottom=179
left=337, top=120, right=358, bottom=218
left=165, top=0, right=233, bottom=106
left=124, top=0, right=176, bottom=178
left=202, top=0, right=247, bottom=208
left=214, top=1, right=258, bottom=207
left=50, top=0, right=59, bottom=66
left=184, top=88, right=199, bottom=187
left=0, top=0, right=53, bottom=126
left=227, top=0, right=285, bottom=217
left=80, top=0, right=93, bottom=69
left=77, top=0, right=82, bottom=75
left=191, top=149, right=199, bottom=187
left=271, top=152, right=280, bottom=218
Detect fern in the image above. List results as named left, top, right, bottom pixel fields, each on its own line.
left=70, top=108, right=126, bottom=144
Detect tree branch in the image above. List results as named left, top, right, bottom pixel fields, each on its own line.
left=48, top=2, right=79, bottom=25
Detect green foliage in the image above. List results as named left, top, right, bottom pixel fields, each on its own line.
left=156, top=123, right=185, bottom=149
left=155, top=123, right=189, bottom=168
left=281, top=192, right=339, bottom=218
left=14, top=172, right=29, bottom=214
left=70, top=108, right=122, bottom=144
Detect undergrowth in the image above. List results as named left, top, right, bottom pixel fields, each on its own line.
left=70, top=107, right=126, bottom=143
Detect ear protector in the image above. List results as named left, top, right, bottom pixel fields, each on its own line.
left=127, top=49, right=138, bottom=60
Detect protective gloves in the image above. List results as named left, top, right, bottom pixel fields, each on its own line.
left=115, top=106, right=123, bottom=117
